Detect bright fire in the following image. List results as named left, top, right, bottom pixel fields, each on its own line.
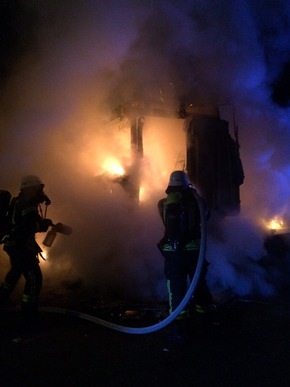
left=266, top=217, right=284, bottom=232
left=102, top=158, right=125, bottom=176
left=139, top=186, right=145, bottom=202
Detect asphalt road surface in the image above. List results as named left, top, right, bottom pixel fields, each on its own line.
left=0, top=289, right=290, bottom=387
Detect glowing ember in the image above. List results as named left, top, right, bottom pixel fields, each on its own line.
left=102, top=158, right=125, bottom=176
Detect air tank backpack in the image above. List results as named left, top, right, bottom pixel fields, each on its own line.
left=163, top=191, right=186, bottom=250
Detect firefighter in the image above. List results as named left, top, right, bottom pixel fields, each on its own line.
left=0, top=175, right=52, bottom=333
left=157, top=170, right=215, bottom=342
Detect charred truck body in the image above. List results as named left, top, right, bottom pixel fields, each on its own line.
left=112, top=102, right=244, bottom=216
left=185, top=107, right=244, bottom=215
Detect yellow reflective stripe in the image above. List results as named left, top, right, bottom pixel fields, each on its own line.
left=3, top=239, right=15, bottom=246
left=2, top=282, right=13, bottom=290
left=167, top=280, right=190, bottom=318
left=11, top=204, right=37, bottom=225
left=22, top=294, right=37, bottom=303
left=165, top=192, right=182, bottom=205
left=22, top=294, right=30, bottom=303
left=163, top=243, right=175, bottom=251
left=184, top=240, right=200, bottom=250
left=21, top=206, right=37, bottom=216
left=176, top=310, right=190, bottom=320
left=22, top=268, right=38, bottom=304
left=195, top=304, right=216, bottom=313
left=162, top=240, right=200, bottom=251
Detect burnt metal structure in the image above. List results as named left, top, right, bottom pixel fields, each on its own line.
left=113, top=102, right=244, bottom=215
left=185, top=109, right=244, bottom=215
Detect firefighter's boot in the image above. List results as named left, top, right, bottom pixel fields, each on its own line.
left=168, top=318, right=191, bottom=343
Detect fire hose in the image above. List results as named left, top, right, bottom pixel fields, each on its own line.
left=40, top=190, right=207, bottom=335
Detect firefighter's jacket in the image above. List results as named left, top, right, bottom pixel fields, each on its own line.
left=157, top=186, right=206, bottom=252
left=3, top=195, right=49, bottom=254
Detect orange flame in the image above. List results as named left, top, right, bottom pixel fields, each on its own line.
left=266, top=217, right=284, bottom=232
left=102, top=157, right=125, bottom=176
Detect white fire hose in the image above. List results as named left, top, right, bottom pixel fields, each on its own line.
left=40, top=190, right=207, bottom=335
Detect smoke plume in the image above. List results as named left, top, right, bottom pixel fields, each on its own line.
left=1, top=0, right=290, bottom=302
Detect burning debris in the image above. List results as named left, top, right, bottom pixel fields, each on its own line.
left=265, top=217, right=286, bottom=234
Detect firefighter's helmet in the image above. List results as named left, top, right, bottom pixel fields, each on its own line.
left=20, top=175, right=44, bottom=190
left=168, top=170, right=189, bottom=187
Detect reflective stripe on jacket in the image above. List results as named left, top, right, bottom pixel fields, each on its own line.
left=161, top=239, right=200, bottom=252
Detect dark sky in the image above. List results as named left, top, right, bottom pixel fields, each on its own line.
left=1, top=0, right=290, bottom=107
left=271, top=60, right=290, bottom=107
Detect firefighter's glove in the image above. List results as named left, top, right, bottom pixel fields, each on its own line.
left=41, top=219, right=53, bottom=232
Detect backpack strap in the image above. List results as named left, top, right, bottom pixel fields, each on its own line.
left=0, top=190, right=12, bottom=241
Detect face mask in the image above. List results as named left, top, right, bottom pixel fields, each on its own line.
left=36, top=189, right=51, bottom=205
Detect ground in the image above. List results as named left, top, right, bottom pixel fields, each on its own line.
left=0, top=288, right=290, bottom=387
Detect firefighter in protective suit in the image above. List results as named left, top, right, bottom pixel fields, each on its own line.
left=0, top=175, right=52, bottom=332
left=157, top=170, right=215, bottom=342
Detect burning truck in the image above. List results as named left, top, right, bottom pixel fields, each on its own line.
left=95, top=99, right=290, bottom=282
left=98, top=101, right=244, bottom=217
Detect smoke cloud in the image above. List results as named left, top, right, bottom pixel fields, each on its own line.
left=1, top=0, right=290, bottom=302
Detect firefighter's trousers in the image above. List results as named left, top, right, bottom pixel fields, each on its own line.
left=163, top=249, right=213, bottom=316
left=0, top=246, right=42, bottom=323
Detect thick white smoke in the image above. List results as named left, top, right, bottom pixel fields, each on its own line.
left=1, top=0, right=290, bottom=302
